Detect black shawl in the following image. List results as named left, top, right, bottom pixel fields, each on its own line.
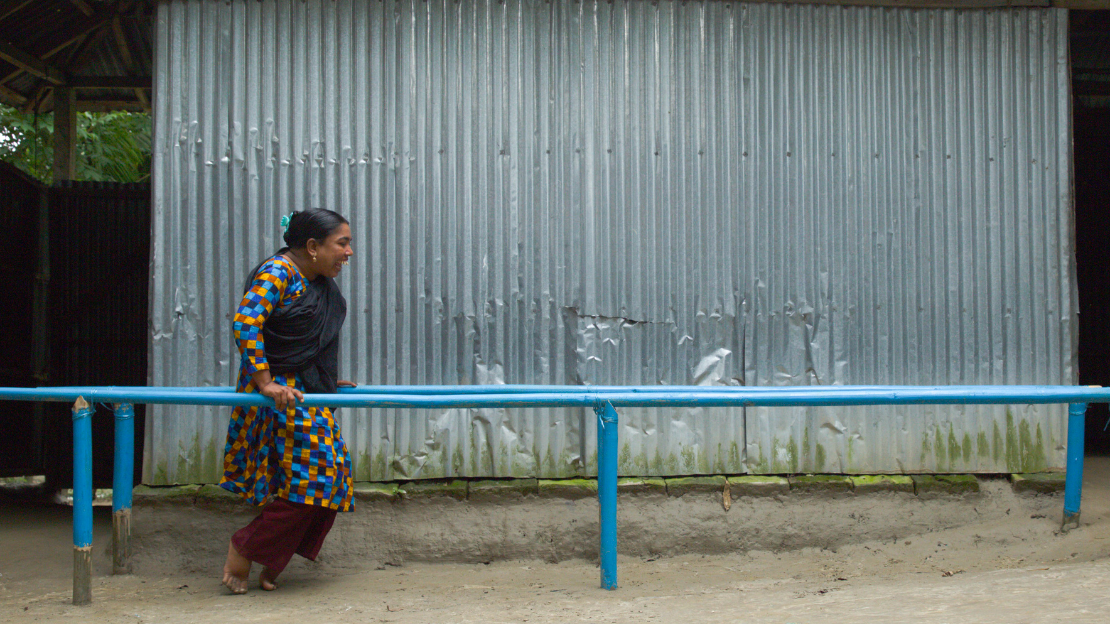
left=262, top=273, right=346, bottom=394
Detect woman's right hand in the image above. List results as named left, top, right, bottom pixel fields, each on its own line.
left=260, top=381, right=304, bottom=411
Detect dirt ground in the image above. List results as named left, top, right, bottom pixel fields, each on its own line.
left=3, top=460, right=1110, bottom=623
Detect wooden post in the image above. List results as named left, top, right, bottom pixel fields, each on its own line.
left=31, top=185, right=49, bottom=468
left=52, top=86, right=76, bottom=183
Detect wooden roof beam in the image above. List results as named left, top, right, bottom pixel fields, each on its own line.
left=68, top=0, right=94, bottom=17
left=0, top=81, right=26, bottom=107
left=44, top=13, right=116, bottom=60
left=22, top=82, right=50, bottom=114
left=76, top=99, right=147, bottom=112
left=0, top=12, right=113, bottom=87
left=110, top=15, right=148, bottom=111
left=69, top=75, right=151, bottom=89
left=0, top=1, right=35, bottom=23
left=0, top=41, right=66, bottom=85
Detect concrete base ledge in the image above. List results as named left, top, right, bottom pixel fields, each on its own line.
left=130, top=474, right=1062, bottom=573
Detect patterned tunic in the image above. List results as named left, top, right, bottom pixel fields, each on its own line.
left=220, top=255, right=355, bottom=511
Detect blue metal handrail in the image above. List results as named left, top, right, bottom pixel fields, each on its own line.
left=1, top=384, right=1103, bottom=604
left=5, top=384, right=1110, bottom=407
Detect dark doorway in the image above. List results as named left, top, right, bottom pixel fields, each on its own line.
left=0, top=170, right=150, bottom=489
left=1072, top=11, right=1110, bottom=455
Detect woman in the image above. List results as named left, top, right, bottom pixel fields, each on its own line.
left=219, top=209, right=356, bottom=594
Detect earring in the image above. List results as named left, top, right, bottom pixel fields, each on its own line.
left=311, top=254, right=317, bottom=262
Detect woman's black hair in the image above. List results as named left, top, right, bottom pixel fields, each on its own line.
left=243, top=209, right=349, bottom=292
left=281, top=209, right=349, bottom=252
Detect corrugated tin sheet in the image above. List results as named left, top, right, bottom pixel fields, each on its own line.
left=146, top=0, right=1074, bottom=484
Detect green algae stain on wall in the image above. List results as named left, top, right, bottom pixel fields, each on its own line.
left=680, top=445, right=696, bottom=472
left=920, top=431, right=931, bottom=468
left=175, top=435, right=195, bottom=483
left=814, top=443, right=826, bottom=472
left=374, top=450, right=388, bottom=481
left=977, top=431, right=989, bottom=460
left=1019, top=419, right=1033, bottom=473
left=355, top=451, right=372, bottom=481
left=632, top=448, right=650, bottom=475
left=1006, top=409, right=1020, bottom=472
left=947, top=425, right=959, bottom=472
left=664, top=451, right=680, bottom=474
left=510, top=451, right=534, bottom=477
left=497, top=441, right=510, bottom=475
left=543, top=447, right=556, bottom=475
left=154, top=460, right=168, bottom=485
left=1020, top=422, right=1047, bottom=473
left=697, top=447, right=711, bottom=474
left=769, top=437, right=783, bottom=473
left=992, top=421, right=1004, bottom=465
left=618, top=443, right=633, bottom=473
left=728, top=441, right=742, bottom=473
left=786, top=437, right=799, bottom=474
left=750, top=443, right=769, bottom=474
left=438, top=445, right=451, bottom=478
left=1033, top=424, right=1047, bottom=472
left=934, top=426, right=947, bottom=470
left=453, top=447, right=465, bottom=476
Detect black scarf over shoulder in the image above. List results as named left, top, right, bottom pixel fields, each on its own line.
left=261, top=272, right=346, bottom=395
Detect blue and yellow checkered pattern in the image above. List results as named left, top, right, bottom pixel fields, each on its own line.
left=219, top=255, right=354, bottom=512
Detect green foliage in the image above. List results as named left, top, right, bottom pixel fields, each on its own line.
left=0, top=104, right=51, bottom=182
left=0, top=104, right=151, bottom=184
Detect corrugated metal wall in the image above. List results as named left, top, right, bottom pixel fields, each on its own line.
left=146, top=0, right=1074, bottom=484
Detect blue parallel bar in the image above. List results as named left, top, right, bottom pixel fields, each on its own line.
left=1064, top=403, right=1087, bottom=528
left=112, top=403, right=134, bottom=514
left=71, top=399, right=93, bottom=605
left=595, top=402, right=619, bottom=590
left=0, top=384, right=1101, bottom=600
left=40, top=384, right=936, bottom=395
left=112, top=403, right=134, bottom=574
left=10, top=385, right=1110, bottom=408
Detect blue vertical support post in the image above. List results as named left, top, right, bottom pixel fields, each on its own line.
left=595, top=402, right=619, bottom=590
left=71, top=397, right=93, bottom=605
left=112, top=403, right=134, bottom=574
left=1063, top=402, right=1087, bottom=530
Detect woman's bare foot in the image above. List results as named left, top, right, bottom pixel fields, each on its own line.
left=222, top=542, right=251, bottom=594
left=259, top=567, right=279, bottom=591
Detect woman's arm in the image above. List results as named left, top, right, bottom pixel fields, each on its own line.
left=251, top=369, right=304, bottom=411
left=234, top=261, right=304, bottom=411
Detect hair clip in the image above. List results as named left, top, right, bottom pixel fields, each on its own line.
left=279, top=211, right=296, bottom=233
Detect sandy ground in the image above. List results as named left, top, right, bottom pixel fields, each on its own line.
left=4, top=460, right=1110, bottom=623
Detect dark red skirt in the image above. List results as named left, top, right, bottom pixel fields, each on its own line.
left=231, top=497, right=337, bottom=576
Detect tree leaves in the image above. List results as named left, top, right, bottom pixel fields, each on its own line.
left=0, top=104, right=151, bottom=184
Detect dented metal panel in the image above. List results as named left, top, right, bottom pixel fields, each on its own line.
left=146, top=0, right=1073, bottom=484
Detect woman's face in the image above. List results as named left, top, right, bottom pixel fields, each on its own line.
left=310, top=223, right=353, bottom=278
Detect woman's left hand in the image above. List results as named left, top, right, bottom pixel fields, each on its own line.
left=337, top=380, right=357, bottom=388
